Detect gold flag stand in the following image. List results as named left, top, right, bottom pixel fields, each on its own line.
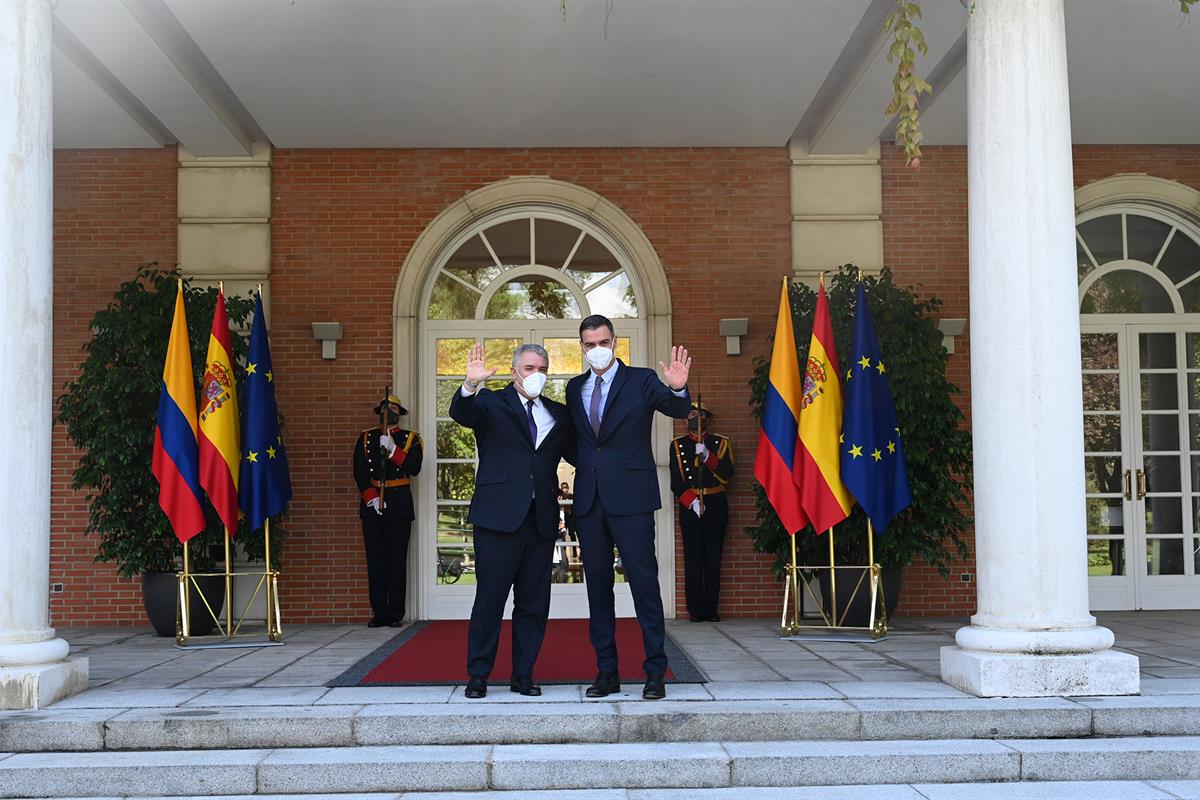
left=176, top=520, right=284, bottom=648
left=780, top=520, right=887, bottom=641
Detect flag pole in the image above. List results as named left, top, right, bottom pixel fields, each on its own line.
left=790, top=531, right=801, bottom=631
left=828, top=524, right=838, bottom=627
left=178, top=540, right=190, bottom=644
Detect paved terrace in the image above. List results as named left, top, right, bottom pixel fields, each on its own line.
left=63, top=611, right=1200, bottom=694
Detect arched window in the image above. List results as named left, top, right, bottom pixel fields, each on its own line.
left=1078, top=209, right=1200, bottom=314
left=425, top=212, right=640, bottom=321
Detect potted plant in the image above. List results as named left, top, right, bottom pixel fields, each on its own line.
left=747, top=265, right=972, bottom=623
left=57, top=265, right=280, bottom=636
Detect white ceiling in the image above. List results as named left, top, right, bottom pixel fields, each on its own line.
left=49, top=0, right=1200, bottom=155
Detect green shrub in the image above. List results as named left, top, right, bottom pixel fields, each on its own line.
left=747, top=265, right=971, bottom=577
left=57, top=265, right=283, bottom=576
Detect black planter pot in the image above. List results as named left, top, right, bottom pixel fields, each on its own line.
left=141, top=572, right=226, bottom=638
left=817, top=566, right=902, bottom=628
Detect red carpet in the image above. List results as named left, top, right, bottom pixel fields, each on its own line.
left=358, top=618, right=689, bottom=684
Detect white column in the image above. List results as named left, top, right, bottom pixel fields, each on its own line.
left=940, top=0, right=1139, bottom=697
left=0, top=0, right=89, bottom=709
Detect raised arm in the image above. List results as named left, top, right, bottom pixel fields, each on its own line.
left=448, top=342, right=498, bottom=428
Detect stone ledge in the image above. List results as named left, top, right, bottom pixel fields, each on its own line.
left=941, top=647, right=1141, bottom=697
left=0, top=658, right=89, bottom=710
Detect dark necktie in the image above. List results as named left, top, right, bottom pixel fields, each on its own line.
left=525, top=399, right=538, bottom=445
left=589, top=374, right=604, bottom=436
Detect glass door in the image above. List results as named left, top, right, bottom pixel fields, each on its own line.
left=423, top=327, right=641, bottom=619
left=1084, top=323, right=1200, bottom=610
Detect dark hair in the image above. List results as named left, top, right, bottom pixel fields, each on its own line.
left=579, top=314, right=615, bottom=339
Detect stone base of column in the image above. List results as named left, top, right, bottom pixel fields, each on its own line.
left=940, top=646, right=1139, bottom=697
left=0, top=656, right=89, bottom=710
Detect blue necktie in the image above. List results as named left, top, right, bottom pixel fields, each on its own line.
left=589, top=374, right=604, bottom=436
left=526, top=399, right=537, bottom=446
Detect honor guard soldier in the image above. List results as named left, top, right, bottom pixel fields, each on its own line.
left=353, top=394, right=423, bottom=627
left=670, top=401, right=734, bottom=622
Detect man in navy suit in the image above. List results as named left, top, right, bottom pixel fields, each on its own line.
left=566, top=314, right=692, bottom=700
left=449, top=342, right=575, bottom=699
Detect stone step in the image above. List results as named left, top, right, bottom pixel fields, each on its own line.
left=24, top=784, right=1200, bottom=800
left=4, top=737, right=1200, bottom=797
left=2, top=694, right=1199, bottom=752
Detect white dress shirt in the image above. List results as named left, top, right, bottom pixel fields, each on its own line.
left=460, top=382, right=555, bottom=447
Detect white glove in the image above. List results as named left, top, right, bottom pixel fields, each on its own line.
left=379, top=433, right=397, bottom=456
left=367, top=497, right=383, bottom=515
left=689, top=498, right=703, bottom=517
left=695, top=442, right=708, bottom=459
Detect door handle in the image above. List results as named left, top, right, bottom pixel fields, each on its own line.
left=1136, top=468, right=1147, bottom=500
left=1123, top=469, right=1132, bottom=501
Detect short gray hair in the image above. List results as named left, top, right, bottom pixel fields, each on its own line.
left=512, top=343, right=549, bottom=368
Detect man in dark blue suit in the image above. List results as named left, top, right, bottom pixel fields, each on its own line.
left=449, top=342, right=575, bottom=699
left=566, top=314, right=692, bottom=700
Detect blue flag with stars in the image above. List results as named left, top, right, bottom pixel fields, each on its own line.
left=239, top=292, right=292, bottom=531
left=840, top=282, right=912, bottom=533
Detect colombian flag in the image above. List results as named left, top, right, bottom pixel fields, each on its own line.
left=199, top=289, right=241, bottom=533
left=151, top=283, right=206, bottom=543
left=795, top=281, right=854, bottom=533
left=754, top=278, right=809, bottom=535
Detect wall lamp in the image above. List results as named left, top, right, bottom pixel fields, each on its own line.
left=311, top=322, right=343, bottom=359
left=719, top=318, right=749, bottom=356
left=938, top=318, right=966, bottom=354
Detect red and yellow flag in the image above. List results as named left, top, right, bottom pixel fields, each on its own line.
left=795, top=281, right=854, bottom=533
left=198, top=289, right=241, bottom=533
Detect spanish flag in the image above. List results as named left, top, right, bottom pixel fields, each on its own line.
left=753, top=278, right=809, bottom=535
left=151, top=283, right=206, bottom=543
left=198, top=288, right=241, bottom=534
left=795, top=280, right=854, bottom=533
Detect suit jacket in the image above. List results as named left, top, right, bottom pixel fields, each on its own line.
left=448, top=383, right=575, bottom=538
left=353, top=426, right=423, bottom=521
left=566, top=360, right=691, bottom=517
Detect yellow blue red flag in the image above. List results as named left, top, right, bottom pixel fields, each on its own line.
left=151, top=283, right=205, bottom=542
left=795, top=281, right=854, bottom=533
left=753, top=278, right=809, bottom=535
left=198, top=289, right=241, bottom=533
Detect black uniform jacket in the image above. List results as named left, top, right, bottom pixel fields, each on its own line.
left=448, top=383, right=575, bottom=538
left=353, top=426, right=424, bottom=521
left=669, top=432, right=735, bottom=526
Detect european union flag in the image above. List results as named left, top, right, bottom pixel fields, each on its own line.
left=239, top=292, right=292, bottom=531
left=840, top=282, right=912, bottom=533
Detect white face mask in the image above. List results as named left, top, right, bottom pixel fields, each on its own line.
left=585, top=346, right=614, bottom=371
left=519, top=371, right=548, bottom=398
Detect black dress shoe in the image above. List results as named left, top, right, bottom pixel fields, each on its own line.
left=642, top=672, right=666, bottom=700
left=366, top=617, right=389, bottom=628
left=585, top=671, right=621, bottom=698
left=707, top=614, right=721, bottom=623
left=387, top=619, right=404, bottom=628
left=688, top=615, right=704, bottom=622
left=509, top=675, right=542, bottom=696
left=464, top=676, right=487, bottom=699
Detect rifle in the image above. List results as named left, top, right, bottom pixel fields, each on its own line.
left=377, top=384, right=391, bottom=513
left=696, top=392, right=706, bottom=516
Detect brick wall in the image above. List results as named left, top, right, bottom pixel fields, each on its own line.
left=50, top=142, right=1200, bottom=626
left=51, top=147, right=178, bottom=626
left=266, top=147, right=792, bottom=622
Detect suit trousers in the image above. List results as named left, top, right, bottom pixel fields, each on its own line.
left=360, top=515, right=411, bottom=622
left=467, top=502, right=556, bottom=679
left=680, top=515, right=726, bottom=620
left=575, top=500, right=668, bottom=676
